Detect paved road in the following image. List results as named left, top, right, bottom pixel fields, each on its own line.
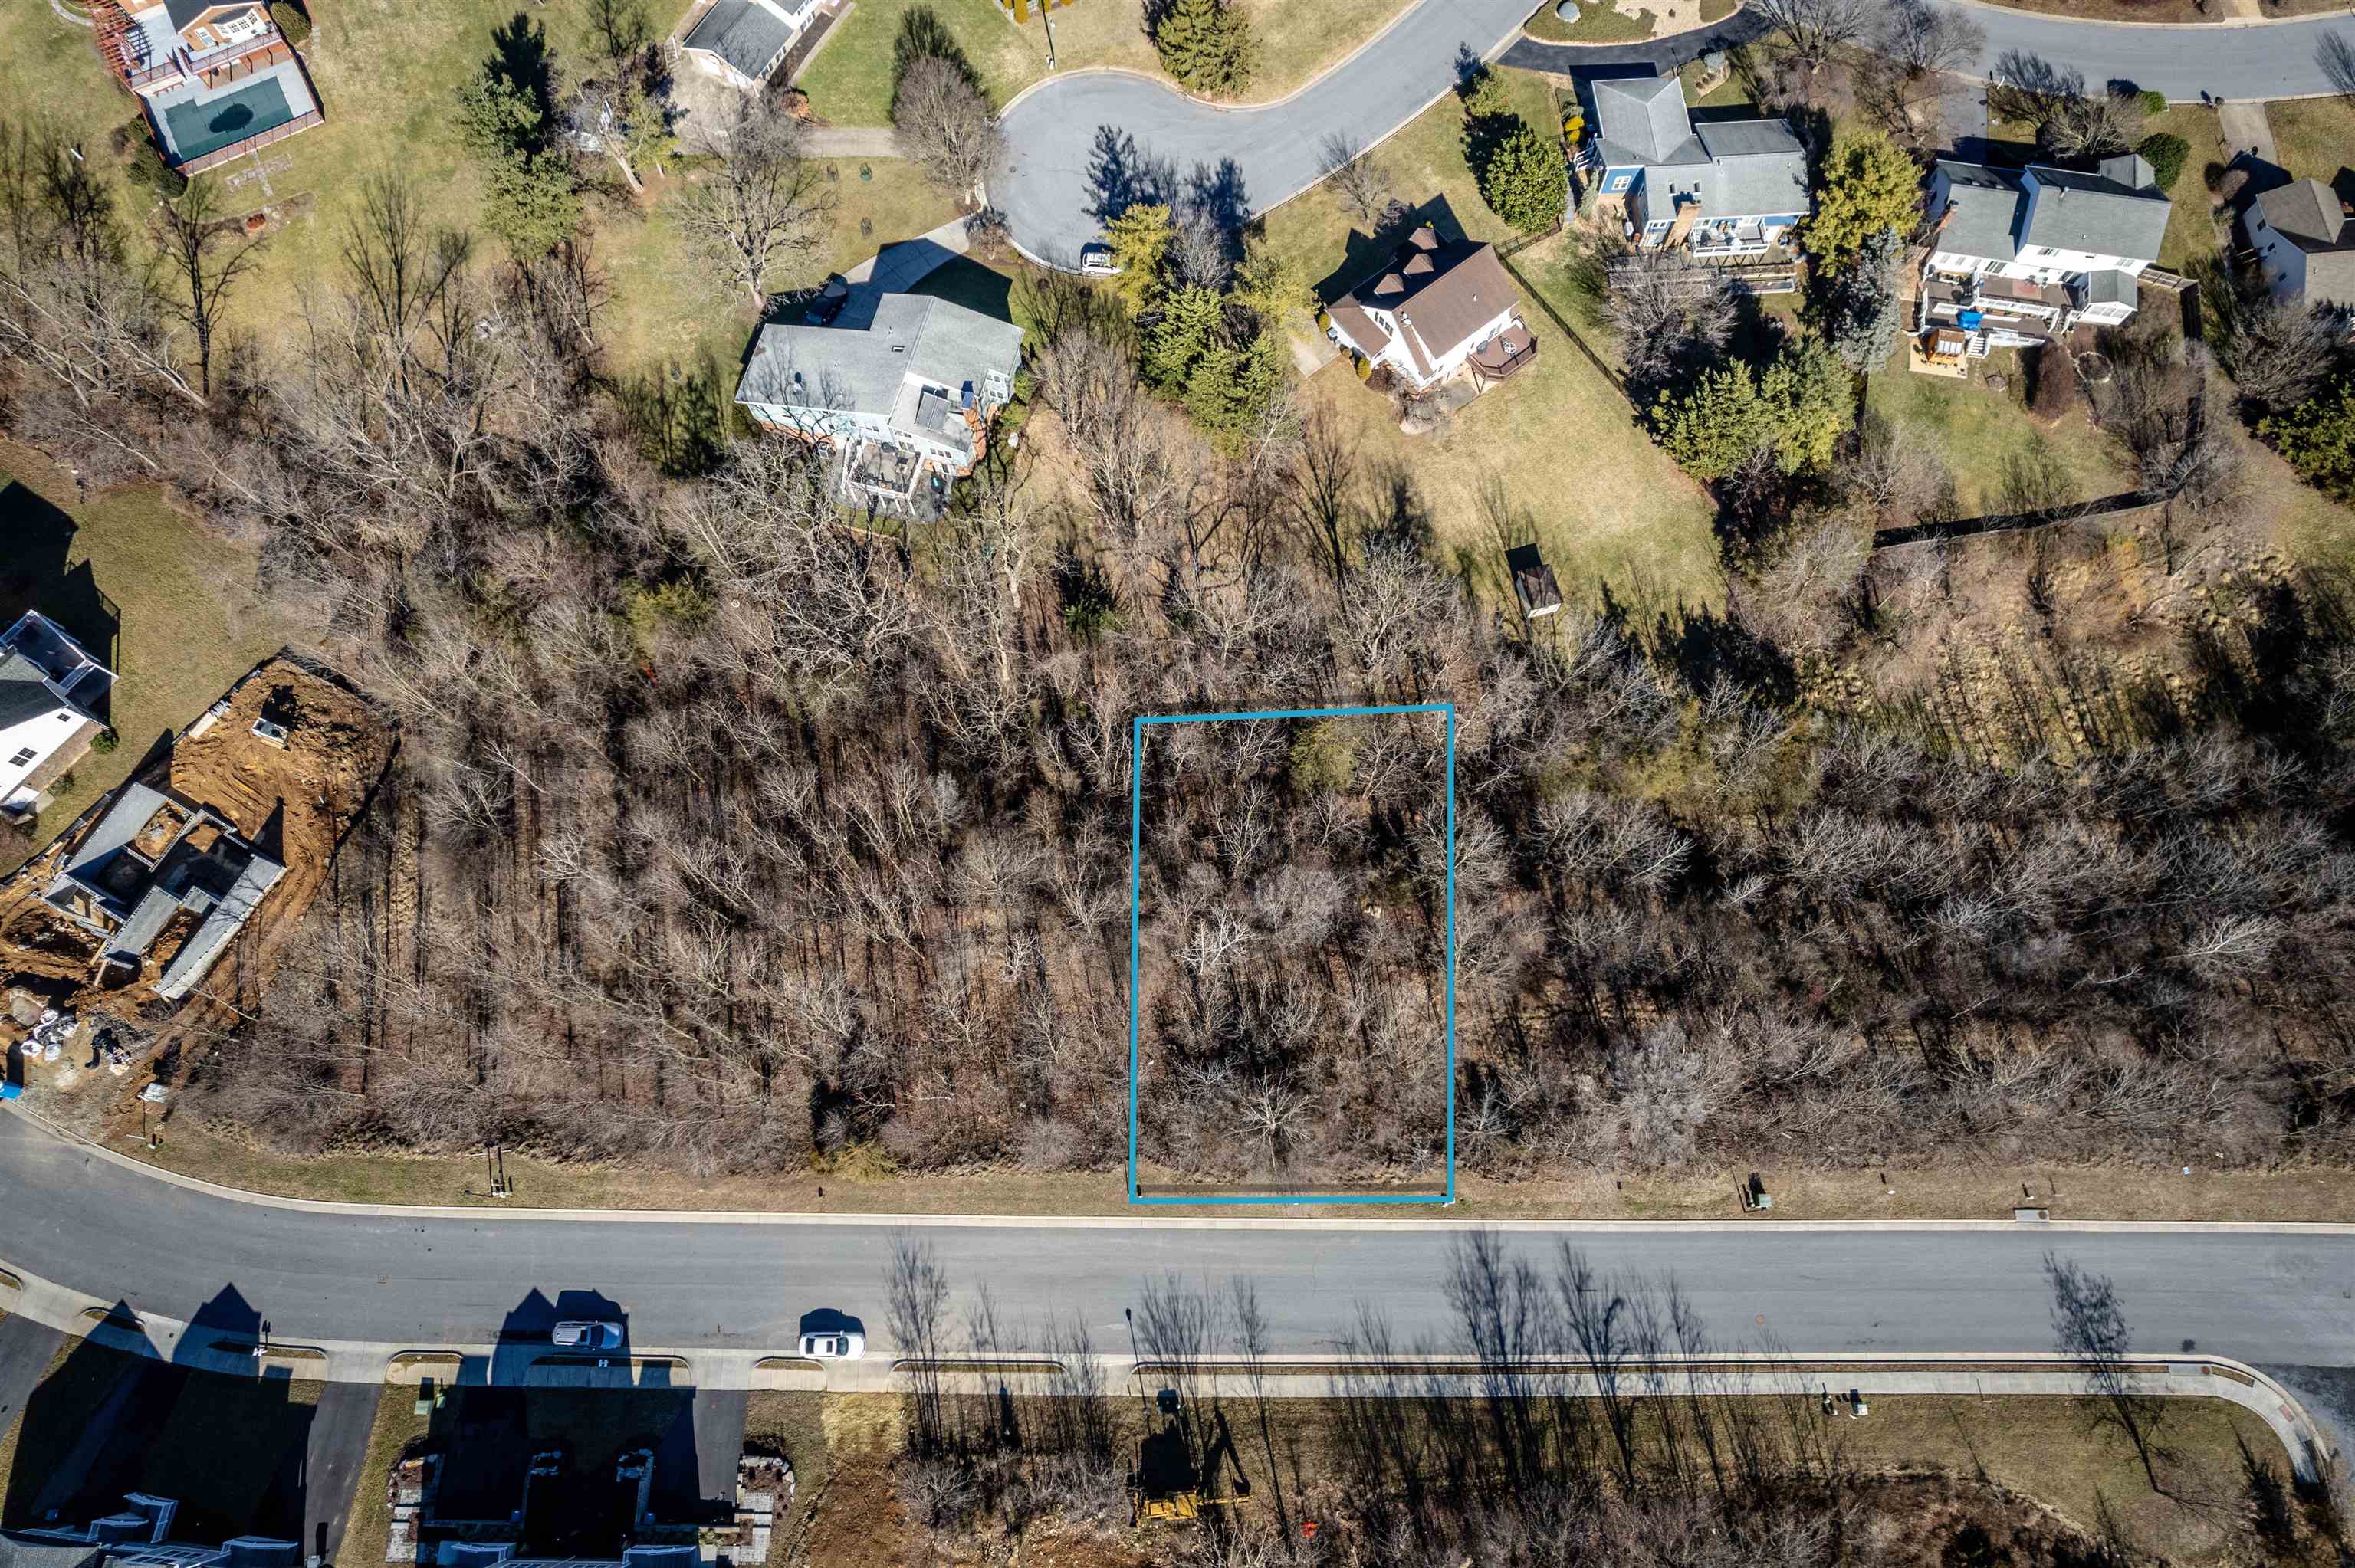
left=996, top=0, right=1539, bottom=267
left=4, top=1114, right=2355, bottom=1373
left=996, top=0, right=2355, bottom=259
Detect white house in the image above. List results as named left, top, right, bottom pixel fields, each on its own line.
left=2247, top=178, right=2355, bottom=317
left=1324, top=225, right=1536, bottom=389
left=1581, top=74, right=1809, bottom=257
left=1919, top=155, right=2171, bottom=350
left=734, top=292, right=1024, bottom=508
left=0, top=611, right=114, bottom=818
left=676, top=0, right=826, bottom=91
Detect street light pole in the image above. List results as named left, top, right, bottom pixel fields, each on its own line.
left=1041, top=0, right=1057, bottom=70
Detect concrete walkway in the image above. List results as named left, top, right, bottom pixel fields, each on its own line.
left=2218, top=98, right=2281, bottom=170
left=805, top=127, right=901, bottom=158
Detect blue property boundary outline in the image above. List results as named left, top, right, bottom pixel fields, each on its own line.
left=1128, top=704, right=1457, bottom=1206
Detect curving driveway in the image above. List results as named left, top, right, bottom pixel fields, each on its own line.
left=993, top=0, right=2355, bottom=261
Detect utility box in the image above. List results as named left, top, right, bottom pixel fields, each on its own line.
left=2013, top=1206, right=2050, bottom=1223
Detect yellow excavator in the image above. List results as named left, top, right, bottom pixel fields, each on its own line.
left=1128, top=1389, right=1250, bottom=1529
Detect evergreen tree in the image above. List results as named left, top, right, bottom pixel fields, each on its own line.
left=1475, top=118, right=1567, bottom=235
left=2265, top=379, right=2355, bottom=500
left=1828, top=225, right=1905, bottom=372
left=1144, top=284, right=1223, bottom=389
left=1152, top=0, right=1255, bottom=96
left=1656, top=365, right=1769, bottom=481
left=1184, top=331, right=1286, bottom=438
left=1759, top=337, right=1854, bottom=474
left=1804, top=128, right=1921, bottom=262
left=482, top=148, right=583, bottom=260
left=1102, top=202, right=1175, bottom=308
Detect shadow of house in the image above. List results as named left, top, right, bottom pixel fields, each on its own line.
left=1313, top=193, right=1469, bottom=309
left=1, top=1286, right=316, bottom=1560
left=0, top=484, right=119, bottom=684
left=389, top=1290, right=744, bottom=1567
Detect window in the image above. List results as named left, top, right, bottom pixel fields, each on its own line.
left=8, top=748, right=36, bottom=767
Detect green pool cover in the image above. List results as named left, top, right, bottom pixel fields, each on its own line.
left=159, top=75, right=294, bottom=164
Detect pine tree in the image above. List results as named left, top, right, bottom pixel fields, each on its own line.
left=1803, top=128, right=1921, bottom=262
left=1758, top=337, right=1854, bottom=474
left=1475, top=119, right=1567, bottom=235
left=1144, top=285, right=1223, bottom=389
left=1184, top=330, right=1285, bottom=438
left=1102, top=202, right=1174, bottom=309
left=1828, top=225, right=1904, bottom=372
left=1655, top=365, right=1768, bottom=481
left=1152, top=0, right=1254, bottom=96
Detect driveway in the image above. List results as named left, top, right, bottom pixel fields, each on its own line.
left=995, top=0, right=2355, bottom=261
left=0, top=1313, right=66, bottom=1438
left=304, top=1383, right=379, bottom=1565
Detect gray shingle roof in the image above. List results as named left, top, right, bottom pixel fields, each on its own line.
left=2255, top=178, right=2349, bottom=251
left=681, top=0, right=797, bottom=82
left=1693, top=120, right=1808, bottom=219
left=156, top=851, right=284, bottom=1000
left=0, top=653, right=70, bottom=734
left=2079, top=268, right=2138, bottom=308
left=1931, top=162, right=2026, bottom=263
left=2021, top=166, right=2169, bottom=264
left=1590, top=74, right=1703, bottom=169
left=736, top=294, right=1024, bottom=431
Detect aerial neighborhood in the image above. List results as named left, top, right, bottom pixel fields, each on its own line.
left=2, top=0, right=2355, bottom=1562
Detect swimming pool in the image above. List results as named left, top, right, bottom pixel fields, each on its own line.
left=158, top=75, right=295, bottom=165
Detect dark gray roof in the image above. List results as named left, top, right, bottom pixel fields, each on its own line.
left=0, top=652, right=71, bottom=734
left=2079, top=268, right=2139, bottom=308
left=2255, top=178, right=2349, bottom=251
left=1931, top=162, right=2025, bottom=263
left=736, top=293, right=1024, bottom=431
left=681, top=0, right=797, bottom=81
left=2022, top=165, right=2169, bottom=264
left=1590, top=74, right=1703, bottom=169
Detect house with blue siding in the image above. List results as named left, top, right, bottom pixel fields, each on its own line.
left=1580, top=74, right=1808, bottom=257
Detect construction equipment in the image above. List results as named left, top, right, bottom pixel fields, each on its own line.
left=1127, top=1393, right=1251, bottom=1529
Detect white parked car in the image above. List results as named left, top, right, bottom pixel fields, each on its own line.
left=798, top=1330, right=865, bottom=1360
left=553, top=1320, right=623, bottom=1350
left=1078, top=243, right=1122, bottom=277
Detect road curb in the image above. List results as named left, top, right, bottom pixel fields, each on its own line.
left=11, top=1105, right=2353, bottom=1232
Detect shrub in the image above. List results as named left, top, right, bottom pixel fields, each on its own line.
left=1314, top=307, right=1332, bottom=333
left=268, top=0, right=310, bottom=45
left=2135, top=88, right=2168, bottom=116
left=2136, top=131, right=2189, bottom=193
left=2029, top=343, right=2078, bottom=421
left=123, top=136, right=188, bottom=198
left=90, top=728, right=120, bottom=756
left=1355, top=352, right=1372, bottom=381
left=2264, top=379, right=2355, bottom=500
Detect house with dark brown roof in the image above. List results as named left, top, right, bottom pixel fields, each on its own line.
left=1322, top=225, right=1535, bottom=390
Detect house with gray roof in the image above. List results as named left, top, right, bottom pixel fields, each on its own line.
left=676, top=0, right=828, bottom=91
left=5, top=1493, right=298, bottom=1568
left=0, top=612, right=113, bottom=820
left=42, top=776, right=284, bottom=1002
left=2248, top=177, right=2355, bottom=317
left=734, top=292, right=1023, bottom=510
left=1921, top=154, right=2171, bottom=350
left=1578, top=73, right=1808, bottom=257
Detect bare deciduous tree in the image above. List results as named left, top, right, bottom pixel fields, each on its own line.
left=2046, top=1255, right=2172, bottom=1491
left=675, top=97, right=833, bottom=307
left=1880, top=0, right=1985, bottom=81
left=1750, top=0, right=1877, bottom=75
left=892, top=54, right=1004, bottom=202
left=1319, top=132, right=1397, bottom=228
left=153, top=176, right=266, bottom=397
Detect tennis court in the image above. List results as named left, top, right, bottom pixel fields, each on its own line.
left=158, top=74, right=295, bottom=164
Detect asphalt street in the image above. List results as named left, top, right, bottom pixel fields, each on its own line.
left=994, top=0, right=2355, bottom=258
left=4, top=1113, right=2353, bottom=1371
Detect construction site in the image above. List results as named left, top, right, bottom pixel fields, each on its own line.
left=0, top=651, right=392, bottom=1128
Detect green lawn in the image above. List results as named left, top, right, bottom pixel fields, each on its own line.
left=1261, top=78, right=1719, bottom=622
left=0, top=441, right=308, bottom=871
left=1523, top=0, right=1658, bottom=44
left=1864, top=346, right=2133, bottom=518
left=2144, top=104, right=2226, bottom=274
left=2265, top=96, right=2355, bottom=190
left=797, top=0, right=1418, bottom=127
